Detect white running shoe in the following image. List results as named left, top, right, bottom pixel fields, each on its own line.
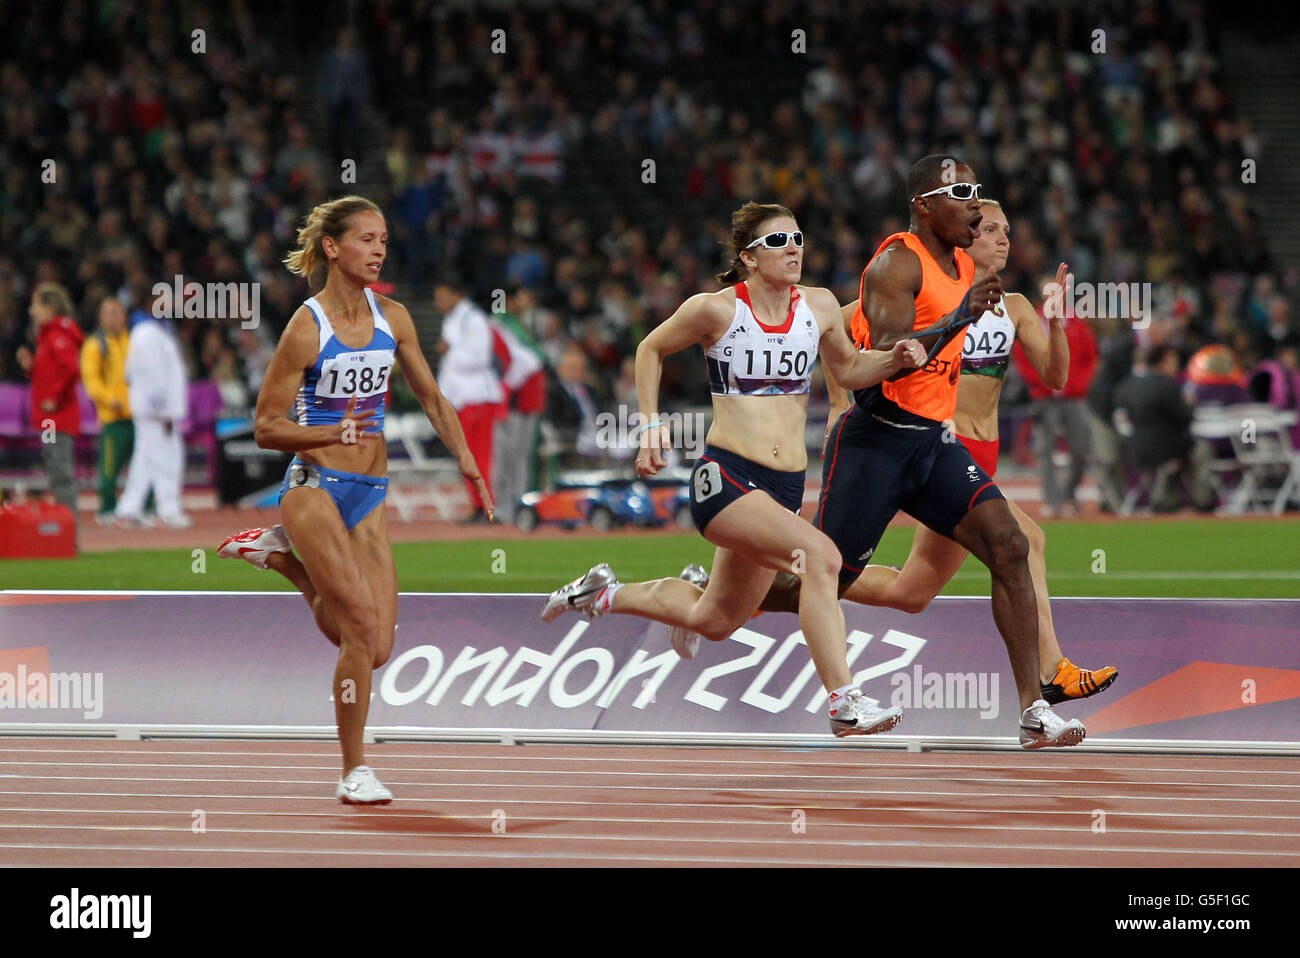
left=217, top=525, right=293, bottom=570
left=667, top=564, right=709, bottom=659
left=829, top=689, right=903, bottom=737
left=539, top=562, right=619, bottom=622
left=159, top=513, right=193, bottom=529
left=336, top=765, right=393, bottom=804
left=1019, top=698, right=1087, bottom=749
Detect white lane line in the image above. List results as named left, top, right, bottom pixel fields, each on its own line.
left=6, top=778, right=1300, bottom=804
left=1, top=748, right=1292, bottom=776
left=0, top=829, right=1289, bottom=858
left=11, top=801, right=1300, bottom=824
left=1033, top=570, right=1300, bottom=580
left=1, top=809, right=1295, bottom=840
left=0, top=840, right=1159, bottom=867
left=4, top=791, right=1297, bottom=821
left=10, top=765, right=1299, bottom=790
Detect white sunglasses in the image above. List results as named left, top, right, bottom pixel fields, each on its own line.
left=745, top=230, right=805, bottom=250
left=913, top=182, right=983, bottom=201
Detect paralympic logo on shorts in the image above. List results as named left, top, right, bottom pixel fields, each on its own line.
left=594, top=405, right=709, bottom=459
left=0, top=667, right=104, bottom=720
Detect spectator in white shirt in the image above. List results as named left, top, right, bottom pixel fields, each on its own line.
left=435, top=279, right=504, bottom=520
left=115, top=299, right=191, bottom=527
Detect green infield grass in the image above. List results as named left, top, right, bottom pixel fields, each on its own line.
left=3, top=517, right=1297, bottom=598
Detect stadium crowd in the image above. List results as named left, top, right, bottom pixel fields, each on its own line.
left=1, top=0, right=1296, bottom=515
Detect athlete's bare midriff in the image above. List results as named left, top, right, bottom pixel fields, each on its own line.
left=953, top=374, right=1003, bottom=441
left=706, top=392, right=810, bottom=472
left=298, top=438, right=388, bottom=477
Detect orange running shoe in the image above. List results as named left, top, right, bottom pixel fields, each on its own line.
left=1041, top=657, right=1118, bottom=705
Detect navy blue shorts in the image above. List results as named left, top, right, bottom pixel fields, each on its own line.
left=279, top=458, right=389, bottom=531
left=689, top=445, right=805, bottom=533
left=815, top=405, right=1004, bottom=585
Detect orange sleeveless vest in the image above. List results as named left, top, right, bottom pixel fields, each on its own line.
left=851, top=231, right=974, bottom=422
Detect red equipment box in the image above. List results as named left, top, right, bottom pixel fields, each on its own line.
left=0, top=500, right=77, bottom=558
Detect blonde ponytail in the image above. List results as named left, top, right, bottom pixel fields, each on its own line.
left=283, top=195, right=383, bottom=284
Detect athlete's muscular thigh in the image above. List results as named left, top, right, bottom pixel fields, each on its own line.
left=347, top=504, right=398, bottom=668
left=281, top=487, right=368, bottom=612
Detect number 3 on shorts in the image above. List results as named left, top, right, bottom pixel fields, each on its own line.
left=694, top=461, right=721, bottom=502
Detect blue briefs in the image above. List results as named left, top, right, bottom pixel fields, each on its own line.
left=279, top=458, right=389, bottom=530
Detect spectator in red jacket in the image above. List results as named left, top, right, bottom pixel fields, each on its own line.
left=15, top=283, right=84, bottom=532
left=1013, top=283, right=1099, bottom=516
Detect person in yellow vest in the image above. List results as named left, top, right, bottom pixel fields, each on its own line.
left=80, top=297, right=133, bottom=525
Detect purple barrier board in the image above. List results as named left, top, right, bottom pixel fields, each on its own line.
left=2, top=592, right=1299, bottom=742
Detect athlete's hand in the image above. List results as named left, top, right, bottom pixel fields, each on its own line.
left=635, top=423, right=670, bottom=478
left=891, top=338, right=926, bottom=371
left=1046, top=262, right=1069, bottom=327
left=459, top=454, right=494, bottom=521
left=965, top=265, right=1003, bottom=317
left=822, top=404, right=851, bottom=458
left=337, top=396, right=379, bottom=446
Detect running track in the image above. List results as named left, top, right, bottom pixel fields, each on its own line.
left=1, top=739, right=1297, bottom=866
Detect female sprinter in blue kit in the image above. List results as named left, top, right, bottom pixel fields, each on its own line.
left=219, top=195, right=491, bottom=803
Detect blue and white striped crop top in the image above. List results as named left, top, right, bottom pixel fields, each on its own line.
left=294, top=287, right=396, bottom=431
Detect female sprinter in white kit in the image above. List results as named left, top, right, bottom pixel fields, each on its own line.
left=219, top=195, right=491, bottom=803
left=542, top=202, right=926, bottom=737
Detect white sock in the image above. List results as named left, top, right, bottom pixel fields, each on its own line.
left=593, top=582, right=622, bottom=615
left=828, top=684, right=856, bottom=716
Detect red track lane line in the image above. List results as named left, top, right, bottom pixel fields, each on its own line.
left=12, top=773, right=1300, bottom=802
left=11, top=781, right=1300, bottom=810
left=12, top=740, right=1300, bottom=764
left=0, top=832, right=1293, bottom=865
left=7, top=738, right=1300, bottom=769
left=10, top=792, right=1300, bottom=826
left=11, top=841, right=1292, bottom=868
left=3, top=812, right=1297, bottom=846
left=3, top=822, right=1296, bottom=859
left=3, top=741, right=1298, bottom=775
left=3, top=847, right=1294, bottom=869
left=8, top=759, right=1299, bottom=790
left=6, top=800, right=1300, bottom=831
left=8, top=790, right=1296, bottom=822
left=9, top=803, right=1300, bottom=830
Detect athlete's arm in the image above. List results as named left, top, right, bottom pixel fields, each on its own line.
left=382, top=297, right=495, bottom=516
left=1012, top=262, right=1069, bottom=391
left=813, top=287, right=924, bottom=391
left=635, top=292, right=731, bottom=476
left=823, top=300, right=856, bottom=411
left=819, top=300, right=857, bottom=455
left=253, top=305, right=379, bottom=452
left=864, top=244, right=1002, bottom=380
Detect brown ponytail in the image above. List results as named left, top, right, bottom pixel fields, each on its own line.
left=715, top=201, right=796, bottom=285
left=283, top=195, right=384, bottom=285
